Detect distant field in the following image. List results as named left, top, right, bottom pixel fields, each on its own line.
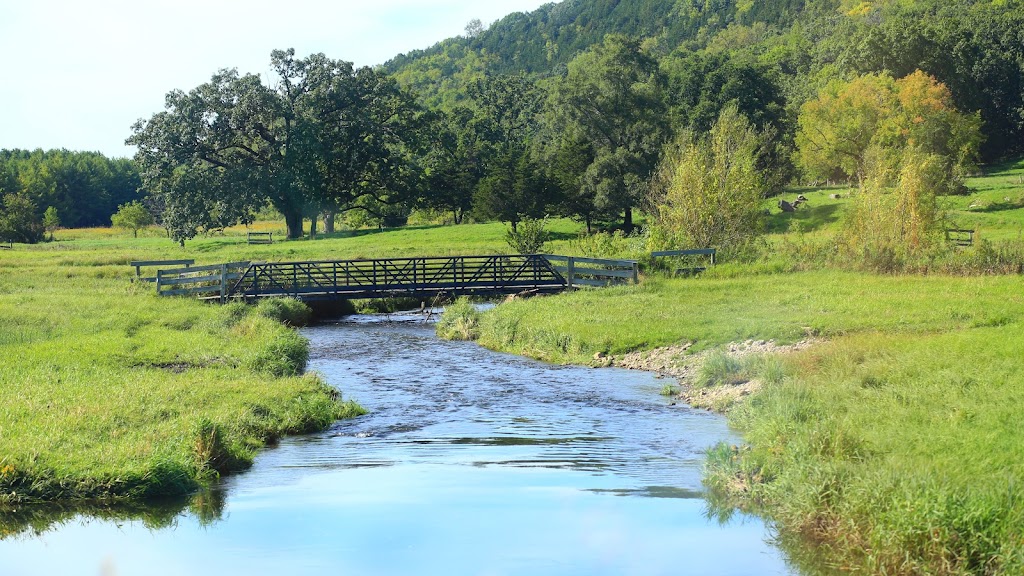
left=761, top=158, right=1024, bottom=243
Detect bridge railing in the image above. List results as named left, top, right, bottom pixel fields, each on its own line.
left=543, top=255, right=639, bottom=288
left=228, top=254, right=566, bottom=300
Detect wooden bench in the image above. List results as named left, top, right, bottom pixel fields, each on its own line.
left=651, top=248, right=717, bottom=276
left=247, top=232, right=273, bottom=245
left=945, top=229, right=974, bottom=248
left=130, top=259, right=195, bottom=282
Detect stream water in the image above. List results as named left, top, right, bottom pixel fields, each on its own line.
left=2, top=311, right=797, bottom=575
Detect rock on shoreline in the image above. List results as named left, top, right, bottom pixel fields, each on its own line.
left=611, top=339, right=818, bottom=412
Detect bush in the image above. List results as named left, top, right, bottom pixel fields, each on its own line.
left=505, top=217, right=550, bottom=254
left=245, top=326, right=309, bottom=376
left=648, top=105, right=769, bottom=251
left=255, top=298, right=312, bottom=327
left=436, top=297, right=481, bottom=340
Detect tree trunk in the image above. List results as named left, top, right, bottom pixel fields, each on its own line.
left=324, top=211, right=336, bottom=234
left=284, top=211, right=303, bottom=239
left=585, top=215, right=593, bottom=235
left=623, top=208, right=634, bottom=234
left=310, top=216, right=317, bottom=239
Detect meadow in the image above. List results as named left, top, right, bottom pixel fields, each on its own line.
left=2, top=159, right=1023, bottom=571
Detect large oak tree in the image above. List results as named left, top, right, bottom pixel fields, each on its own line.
left=128, top=49, right=425, bottom=242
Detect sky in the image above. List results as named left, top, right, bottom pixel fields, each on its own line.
left=0, top=0, right=552, bottom=158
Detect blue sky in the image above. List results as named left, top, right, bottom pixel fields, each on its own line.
left=0, top=0, right=551, bottom=158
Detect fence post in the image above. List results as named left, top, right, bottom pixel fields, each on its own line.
left=155, top=269, right=163, bottom=295
left=220, top=263, right=228, bottom=303
left=566, top=257, right=575, bottom=290
left=632, top=261, right=639, bottom=284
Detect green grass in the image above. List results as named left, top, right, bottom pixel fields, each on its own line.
left=0, top=245, right=365, bottom=505
left=472, top=272, right=1024, bottom=363
left=707, top=329, right=1024, bottom=574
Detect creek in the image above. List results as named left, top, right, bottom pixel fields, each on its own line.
left=1, top=311, right=796, bottom=575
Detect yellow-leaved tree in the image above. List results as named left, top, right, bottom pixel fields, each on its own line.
left=796, top=71, right=983, bottom=265
left=649, top=105, right=769, bottom=252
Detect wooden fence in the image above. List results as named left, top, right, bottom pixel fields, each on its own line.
left=247, top=232, right=273, bottom=245
left=543, top=255, right=639, bottom=288
left=155, top=261, right=251, bottom=302
left=650, top=248, right=716, bottom=275
left=945, top=229, right=974, bottom=247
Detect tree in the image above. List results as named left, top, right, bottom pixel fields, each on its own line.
left=795, top=73, right=898, bottom=184
left=42, top=206, right=60, bottom=241
left=421, top=108, right=481, bottom=224
left=128, top=49, right=426, bottom=243
left=0, top=193, right=43, bottom=243
left=795, top=71, right=982, bottom=185
left=465, top=18, right=484, bottom=38
left=662, top=50, right=787, bottom=135
left=542, top=35, right=668, bottom=232
left=472, top=150, right=552, bottom=230
left=111, top=201, right=154, bottom=238
left=466, top=73, right=551, bottom=228
left=649, top=105, right=769, bottom=251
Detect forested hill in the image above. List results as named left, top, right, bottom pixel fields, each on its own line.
left=384, top=0, right=1024, bottom=159
left=385, top=0, right=821, bottom=79
left=380, top=0, right=835, bottom=106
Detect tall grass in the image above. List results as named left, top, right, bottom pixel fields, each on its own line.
left=707, top=330, right=1024, bottom=573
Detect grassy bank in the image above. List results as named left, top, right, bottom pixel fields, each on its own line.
left=451, top=270, right=1024, bottom=573
left=0, top=247, right=364, bottom=504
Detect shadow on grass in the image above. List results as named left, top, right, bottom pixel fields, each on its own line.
left=965, top=201, right=1024, bottom=214
left=765, top=204, right=842, bottom=234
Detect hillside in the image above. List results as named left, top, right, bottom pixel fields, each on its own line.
left=384, top=0, right=1024, bottom=160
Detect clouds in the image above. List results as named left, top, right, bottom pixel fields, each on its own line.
left=0, top=0, right=548, bottom=157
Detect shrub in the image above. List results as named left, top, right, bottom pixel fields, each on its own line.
left=255, top=298, right=312, bottom=327
left=648, top=105, right=769, bottom=252
left=435, top=297, right=481, bottom=340
left=505, top=216, right=550, bottom=254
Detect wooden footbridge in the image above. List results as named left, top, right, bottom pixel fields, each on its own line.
left=149, top=254, right=639, bottom=303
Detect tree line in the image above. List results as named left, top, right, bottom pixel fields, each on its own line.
left=0, top=149, right=141, bottom=243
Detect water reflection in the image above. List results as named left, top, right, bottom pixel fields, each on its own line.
left=0, top=488, right=225, bottom=540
